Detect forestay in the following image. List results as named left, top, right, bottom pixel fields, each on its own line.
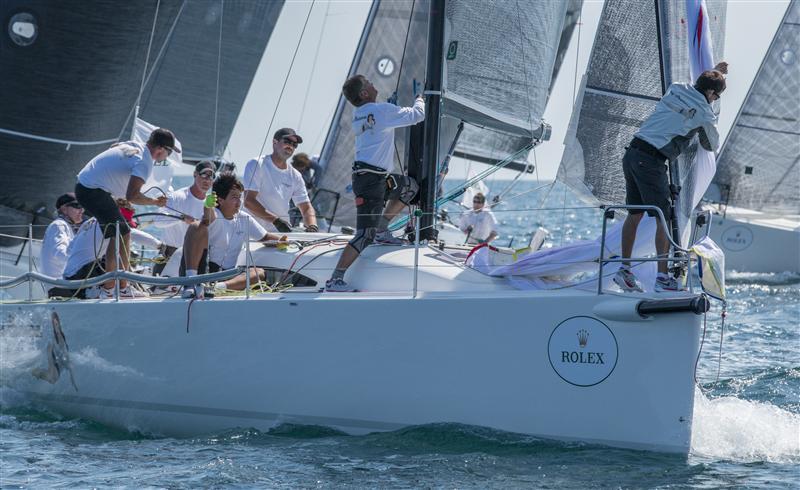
left=707, top=0, right=799, bottom=215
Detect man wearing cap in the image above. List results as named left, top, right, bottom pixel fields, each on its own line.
left=40, top=193, right=84, bottom=297
left=74, top=128, right=177, bottom=297
left=151, top=161, right=216, bottom=275
left=243, top=128, right=318, bottom=233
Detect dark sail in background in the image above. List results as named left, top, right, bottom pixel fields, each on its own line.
left=0, top=0, right=183, bottom=223
left=132, top=0, right=284, bottom=162
left=0, top=0, right=282, bottom=232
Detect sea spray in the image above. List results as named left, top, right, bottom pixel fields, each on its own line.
left=691, top=388, right=800, bottom=463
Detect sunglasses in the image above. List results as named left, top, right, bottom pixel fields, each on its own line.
left=473, top=199, right=484, bottom=203
left=281, top=137, right=299, bottom=148
left=198, top=171, right=216, bottom=179
left=162, top=146, right=173, bottom=156
left=66, top=202, right=83, bottom=209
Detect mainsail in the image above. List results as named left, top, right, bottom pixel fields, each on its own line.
left=316, top=0, right=568, bottom=227
left=707, top=0, right=799, bottom=215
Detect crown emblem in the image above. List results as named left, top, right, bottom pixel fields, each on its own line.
left=577, top=329, right=589, bottom=348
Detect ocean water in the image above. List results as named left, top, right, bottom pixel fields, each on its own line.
left=2, top=180, right=798, bottom=488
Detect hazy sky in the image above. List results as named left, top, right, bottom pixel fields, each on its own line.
left=217, top=0, right=790, bottom=181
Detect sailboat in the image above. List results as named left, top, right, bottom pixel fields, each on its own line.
left=2, top=0, right=717, bottom=454
left=701, top=0, right=800, bottom=274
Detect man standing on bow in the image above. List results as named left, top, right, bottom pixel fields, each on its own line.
left=615, top=62, right=728, bottom=293
left=243, top=128, right=318, bottom=233
left=325, top=74, right=425, bottom=292
left=74, top=128, right=176, bottom=297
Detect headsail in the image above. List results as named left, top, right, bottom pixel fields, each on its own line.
left=708, top=0, right=799, bottom=215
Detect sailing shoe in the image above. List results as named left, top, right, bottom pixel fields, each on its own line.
left=654, top=275, right=687, bottom=293
left=325, top=278, right=356, bottom=292
left=612, top=267, right=644, bottom=293
left=374, top=231, right=405, bottom=245
left=98, top=286, right=149, bottom=299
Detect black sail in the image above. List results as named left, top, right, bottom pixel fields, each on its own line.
left=0, top=0, right=282, bottom=234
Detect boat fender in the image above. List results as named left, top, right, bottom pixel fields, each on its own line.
left=637, top=295, right=710, bottom=317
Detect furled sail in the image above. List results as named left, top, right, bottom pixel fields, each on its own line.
left=707, top=0, right=799, bottom=215
left=132, top=0, right=284, bottom=162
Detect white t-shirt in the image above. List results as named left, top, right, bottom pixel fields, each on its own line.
left=207, top=209, right=267, bottom=269
left=352, top=98, right=425, bottom=171
left=243, top=155, right=309, bottom=230
left=77, top=141, right=155, bottom=198
left=459, top=209, right=498, bottom=243
left=62, top=218, right=162, bottom=278
left=153, top=186, right=205, bottom=247
left=40, top=218, right=76, bottom=278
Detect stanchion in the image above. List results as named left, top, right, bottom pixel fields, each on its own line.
left=115, top=222, right=121, bottom=301
left=27, top=224, right=33, bottom=301
left=413, top=209, right=422, bottom=298
left=245, top=237, right=251, bottom=299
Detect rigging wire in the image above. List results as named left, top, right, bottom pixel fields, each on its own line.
left=213, top=0, right=224, bottom=158
left=117, top=0, right=188, bottom=141
left=136, top=0, right=161, bottom=116
left=298, top=0, right=331, bottom=130
left=257, top=0, right=317, bottom=159
left=391, top=0, right=417, bottom=176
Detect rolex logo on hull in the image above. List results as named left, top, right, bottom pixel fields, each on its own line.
left=547, top=316, right=619, bottom=387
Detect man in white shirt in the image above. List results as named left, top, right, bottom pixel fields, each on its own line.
left=40, top=193, right=84, bottom=297
left=459, top=192, right=498, bottom=245
left=325, top=75, right=425, bottom=292
left=62, top=206, right=163, bottom=299
left=74, top=128, right=176, bottom=296
left=151, top=161, right=215, bottom=275
left=243, top=128, right=318, bottom=233
left=181, top=173, right=286, bottom=299
left=615, top=63, right=728, bottom=293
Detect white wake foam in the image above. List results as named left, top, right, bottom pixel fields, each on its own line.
left=691, top=389, right=800, bottom=463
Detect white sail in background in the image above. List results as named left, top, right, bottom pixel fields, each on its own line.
left=707, top=0, right=800, bottom=215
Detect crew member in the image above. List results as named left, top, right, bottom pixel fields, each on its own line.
left=615, top=62, right=728, bottom=293
left=325, top=75, right=425, bottom=292
left=243, top=128, right=318, bottom=233
left=459, top=192, right=498, bottom=245
left=151, top=161, right=216, bottom=275
left=40, top=193, right=84, bottom=297
left=74, top=128, right=176, bottom=296
left=181, top=173, right=286, bottom=299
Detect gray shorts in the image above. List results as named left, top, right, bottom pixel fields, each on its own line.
left=622, top=146, right=671, bottom=221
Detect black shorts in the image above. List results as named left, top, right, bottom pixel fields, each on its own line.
left=179, top=248, right=221, bottom=276
left=622, top=146, right=671, bottom=221
left=64, top=259, right=106, bottom=299
left=352, top=172, right=388, bottom=230
left=75, top=182, right=130, bottom=238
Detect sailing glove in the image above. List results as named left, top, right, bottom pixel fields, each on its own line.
left=273, top=218, right=292, bottom=233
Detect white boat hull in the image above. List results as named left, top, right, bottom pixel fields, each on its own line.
left=708, top=210, right=800, bottom=274
left=7, top=287, right=703, bottom=454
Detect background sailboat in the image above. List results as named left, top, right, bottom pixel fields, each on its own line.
left=702, top=0, right=800, bottom=274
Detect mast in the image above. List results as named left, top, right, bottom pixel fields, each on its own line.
left=418, top=0, right=446, bottom=240
left=654, top=0, right=684, bottom=266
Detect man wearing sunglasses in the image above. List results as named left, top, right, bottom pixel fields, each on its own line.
left=74, top=127, right=179, bottom=297
left=243, top=128, right=318, bottom=233
left=151, top=161, right=216, bottom=275
left=459, top=192, right=498, bottom=245
left=615, top=62, right=728, bottom=294
left=40, top=193, right=85, bottom=297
